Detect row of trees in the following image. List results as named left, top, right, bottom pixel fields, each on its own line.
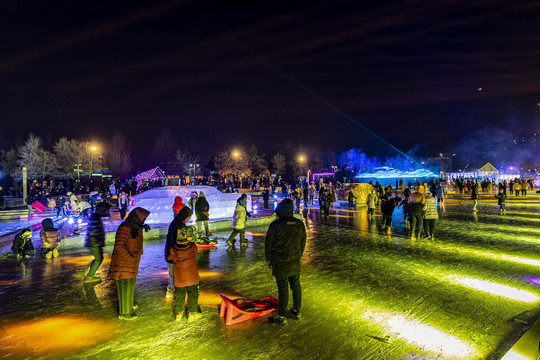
left=209, top=146, right=422, bottom=180
left=336, top=148, right=422, bottom=175
left=0, top=130, right=426, bottom=187
left=210, top=145, right=309, bottom=179
left=0, top=132, right=132, bottom=181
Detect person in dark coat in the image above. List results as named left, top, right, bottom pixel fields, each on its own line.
left=167, top=225, right=201, bottom=322
left=303, top=185, right=309, bottom=208
left=263, top=188, right=270, bottom=209
left=11, top=228, right=35, bottom=257
left=495, top=191, right=506, bottom=214
left=381, top=194, right=399, bottom=233
left=265, top=199, right=307, bottom=325
left=26, top=194, right=35, bottom=217
left=40, top=218, right=61, bottom=259
left=471, top=183, right=479, bottom=212
left=108, top=207, right=150, bottom=320
left=347, top=190, right=356, bottom=209
left=76, top=202, right=110, bottom=283
left=165, top=206, right=193, bottom=298
left=194, top=191, right=211, bottom=237
left=117, top=190, right=129, bottom=220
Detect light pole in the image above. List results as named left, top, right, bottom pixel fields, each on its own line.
left=233, top=151, right=239, bottom=186
left=298, top=155, right=306, bottom=183
left=74, top=164, right=82, bottom=182
left=89, top=146, right=97, bottom=178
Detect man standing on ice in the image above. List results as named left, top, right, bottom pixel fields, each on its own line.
left=265, top=198, right=307, bottom=325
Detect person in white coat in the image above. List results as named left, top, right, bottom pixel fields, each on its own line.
left=226, top=199, right=248, bottom=247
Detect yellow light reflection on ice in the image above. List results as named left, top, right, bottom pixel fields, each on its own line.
left=245, top=232, right=266, bottom=236
left=448, top=276, right=539, bottom=302
left=360, top=308, right=476, bottom=358
left=328, top=214, right=353, bottom=218
left=199, top=270, right=223, bottom=279
left=1, top=315, right=117, bottom=357
left=198, top=290, right=239, bottom=306
left=430, top=242, right=540, bottom=269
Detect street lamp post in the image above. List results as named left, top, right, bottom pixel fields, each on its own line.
left=298, top=155, right=306, bottom=183
left=89, top=146, right=97, bottom=178
left=233, top=151, right=239, bottom=187
left=74, top=164, right=82, bottom=182
left=89, top=146, right=97, bottom=190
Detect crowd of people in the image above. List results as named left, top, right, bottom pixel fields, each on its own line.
left=1, top=173, right=537, bottom=326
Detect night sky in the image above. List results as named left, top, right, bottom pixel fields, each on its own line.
left=2, top=1, right=540, bottom=163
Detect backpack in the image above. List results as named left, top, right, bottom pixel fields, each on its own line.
left=176, top=225, right=199, bottom=246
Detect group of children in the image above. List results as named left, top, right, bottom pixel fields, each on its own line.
left=3, top=218, right=62, bottom=260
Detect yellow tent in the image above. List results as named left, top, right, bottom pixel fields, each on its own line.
left=338, top=183, right=374, bottom=204
left=478, top=163, right=498, bottom=174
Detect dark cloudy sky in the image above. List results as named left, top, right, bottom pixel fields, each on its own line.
left=1, top=0, right=540, bottom=163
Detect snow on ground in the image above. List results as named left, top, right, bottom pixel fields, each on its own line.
left=1, top=192, right=540, bottom=359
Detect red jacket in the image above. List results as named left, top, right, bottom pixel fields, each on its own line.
left=108, top=208, right=149, bottom=280
left=167, top=242, right=200, bottom=288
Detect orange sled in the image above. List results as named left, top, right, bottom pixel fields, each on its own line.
left=219, top=294, right=278, bottom=325
left=196, top=243, right=216, bottom=249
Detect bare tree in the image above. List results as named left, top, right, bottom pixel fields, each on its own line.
left=153, top=130, right=177, bottom=173
left=107, top=132, right=134, bottom=178
left=54, top=138, right=103, bottom=176
left=175, top=148, right=201, bottom=175
left=212, top=151, right=233, bottom=177
left=18, top=134, right=57, bottom=179
left=54, top=137, right=81, bottom=176
left=247, top=145, right=269, bottom=177
left=0, top=148, right=19, bottom=178
left=272, top=152, right=286, bottom=176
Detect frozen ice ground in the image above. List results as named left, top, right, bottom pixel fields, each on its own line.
left=1, top=192, right=540, bottom=359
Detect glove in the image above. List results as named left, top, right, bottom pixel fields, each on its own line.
left=143, top=224, right=151, bottom=232
left=247, top=211, right=252, bottom=218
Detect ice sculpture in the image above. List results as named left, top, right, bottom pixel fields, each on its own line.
left=128, top=186, right=252, bottom=224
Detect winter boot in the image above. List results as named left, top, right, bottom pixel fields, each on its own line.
left=289, top=308, right=301, bottom=320
left=118, top=313, right=138, bottom=321
left=73, top=271, right=86, bottom=279
left=84, top=276, right=102, bottom=284
left=268, top=315, right=287, bottom=325
left=188, top=312, right=203, bottom=322
left=46, top=250, right=53, bottom=259
left=52, top=249, right=59, bottom=258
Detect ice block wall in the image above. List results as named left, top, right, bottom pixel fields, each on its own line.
left=128, top=186, right=252, bottom=224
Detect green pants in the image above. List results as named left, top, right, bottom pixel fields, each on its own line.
left=174, top=283, right=199, bottom=315
left=197, top=221, right=209, bottom=236
left=81, top=246, right=103, bottom=277
left=227, top=228, right=245, bottom=243
left=116, top=278, right=136, bottom=315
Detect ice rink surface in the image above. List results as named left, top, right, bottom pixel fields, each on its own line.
left=1, top=191, right=540, bottom=359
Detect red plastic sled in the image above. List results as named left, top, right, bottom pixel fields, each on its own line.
left=196, top=243, right=217, bottom=249
left=32, top=201, right=48, bottom=213
left=219, top=294, right=278, bottom=325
